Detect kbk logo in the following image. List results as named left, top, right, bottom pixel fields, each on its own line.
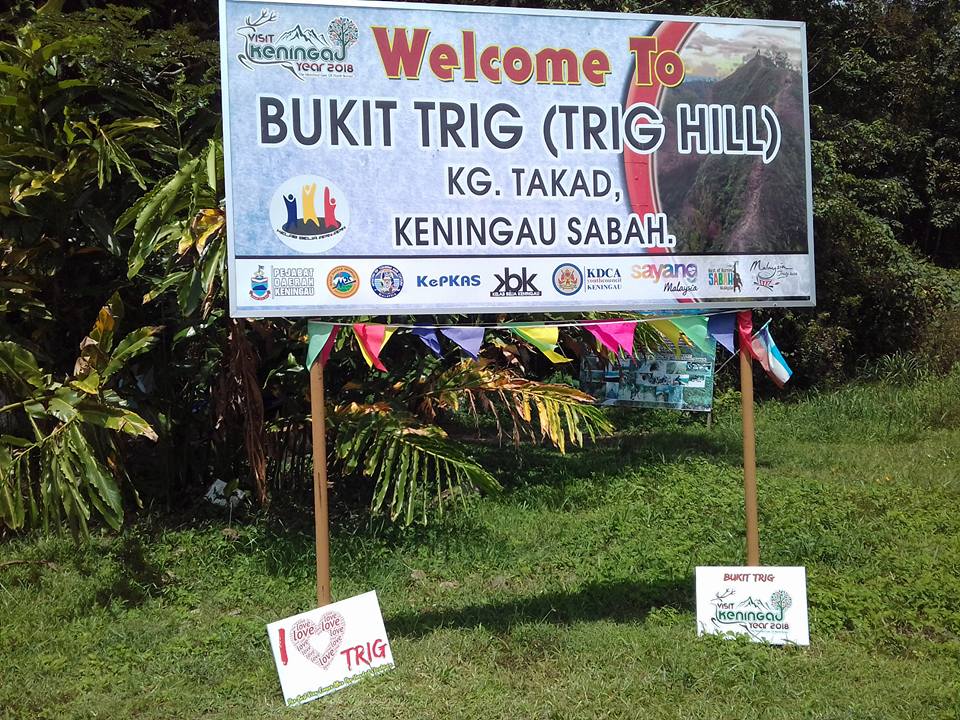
left=491, top=267, right=540, bottom=297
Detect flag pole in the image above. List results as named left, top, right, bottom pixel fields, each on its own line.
left=309, top=359, right=332, bottom=606
left=739, top=341, right=761, bottom=566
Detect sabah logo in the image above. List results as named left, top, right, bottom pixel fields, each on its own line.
left=327, top=266, right=359, bottom=298
left=707, top=261, right=743, bottom=293
left=236, top=10, right=358, bottom=79
left=371, top=265, right=403, bottom=299
left=269, top=175, right=350, bottom=254
left=249, top=265, right=271, bottom=300
left=552, top=264, right=583, bottom=296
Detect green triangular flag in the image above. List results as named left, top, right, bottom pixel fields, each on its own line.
left=306, top=321, right=336, bottom=370
left=670, top=316, right=715, bottom=355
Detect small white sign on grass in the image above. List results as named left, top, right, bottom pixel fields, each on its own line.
left=267, top=590, right=394, bottom=706
left=696, top=566, right=809, bottom=645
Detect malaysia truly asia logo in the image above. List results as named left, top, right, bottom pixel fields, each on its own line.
left=236, top=10, right=359, bottom=80
left=250, top=265, right=270, bottom=300
left=750, top=259, right=798, bottom=292
left=269, top=175, right=350, bottom=254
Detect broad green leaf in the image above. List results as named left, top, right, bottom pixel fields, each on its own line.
left=0, top=341, right=45, bottom=391
left=102, top=326, right=161, bottom=380
left=78, top=403, right=158, bottom=441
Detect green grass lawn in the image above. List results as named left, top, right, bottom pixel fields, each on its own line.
left=2, top=373, right=959, bottom=719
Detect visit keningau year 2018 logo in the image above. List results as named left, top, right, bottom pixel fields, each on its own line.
left=270, top=176, right=350, bottom=254
left=236, top=10, right=358, bottom=79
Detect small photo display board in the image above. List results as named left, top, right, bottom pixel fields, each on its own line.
left=696, top=566, right=809, bottom=645
left=267, top=590, right=394, bottom=706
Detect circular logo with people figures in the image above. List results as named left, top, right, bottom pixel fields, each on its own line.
left=269, top=175, right=350, bottom=254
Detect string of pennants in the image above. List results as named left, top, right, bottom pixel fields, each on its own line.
left=306, top=311, right=793, bottom=387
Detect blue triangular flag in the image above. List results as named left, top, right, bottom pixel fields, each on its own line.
left=412, top=327, right=442, bottom=356
left=707, top=313, right=736, bottom=354
left=440, top=327, right=485, bottom=359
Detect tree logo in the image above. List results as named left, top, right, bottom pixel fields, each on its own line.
left=236, top=10, right=359, bottom=80
left=269, top=175, right=350, bottom=254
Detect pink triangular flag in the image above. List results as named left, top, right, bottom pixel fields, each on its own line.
left=353, top=324, right=395, bottom=372
left=584, top=321, right=636, bottom=357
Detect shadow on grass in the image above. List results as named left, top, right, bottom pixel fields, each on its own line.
left=476, top=427, right=742, bottom=491
left=387, top=577, right=690, bottom=638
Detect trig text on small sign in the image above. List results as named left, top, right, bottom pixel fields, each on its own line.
left=266, top=590, right=394, bottom=706
left=695, top=566, right=809, bottom=645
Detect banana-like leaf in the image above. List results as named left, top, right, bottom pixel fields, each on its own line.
left=332, top=404, right=500, bottom=525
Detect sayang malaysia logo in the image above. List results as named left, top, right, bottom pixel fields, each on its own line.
left=750, top=259, right=798, bottom=292
left=707, top=262, right=743, bottom=292
left=371, top=265, right=403, bottom=299
left=552, top=264, right=583, bottom=296
left=491, top=267, right=540, bottom=298
left=269, top=175, right=349, bottom=254
left=249, top=265, right=271, bottom=301
left=632, top=262, right=698, bottom=296
left=327, top=266, right=359, bottom=299
left=236, top=10, right=358, bottom=79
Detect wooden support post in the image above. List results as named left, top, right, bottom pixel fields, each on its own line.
left=309, top=359, right=332, bottom=607
left=739, top=347, right=760, bottom=566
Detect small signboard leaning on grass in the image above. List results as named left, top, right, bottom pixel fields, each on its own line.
left=696, top=566, right=809, bottom=645
left=267, top=591, right=394, bottom=706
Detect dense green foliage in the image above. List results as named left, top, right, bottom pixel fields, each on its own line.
left=2, top=373, right=958, bottom=717
left=1, top=0, right=959, bottom=534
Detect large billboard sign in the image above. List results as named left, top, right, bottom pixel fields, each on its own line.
left=220, top=0, right=814, bottom=317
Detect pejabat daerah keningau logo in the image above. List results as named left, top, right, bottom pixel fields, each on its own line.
left=269, top=175, right=350, bottom=254
left=236, top=9, right=359, bottom=80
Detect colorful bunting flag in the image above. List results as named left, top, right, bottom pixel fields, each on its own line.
left=649, top=319, right=685, bottom=356
left=584, top=321, right=637, bottom=357
left=670, top=316, right=714, bottom=355
left=510, top=325, right=571, bottom=363
left=305, top=322, right=338, bottom=370
left=411, top=327, right=442, bottom=356
left=440, top=327, right=485, bottom=359
left=707, top=313, right=737, bottom=354
left=353, top=324, right=395, bottom=371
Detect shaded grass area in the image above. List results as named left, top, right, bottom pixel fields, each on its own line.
left=2, top=372, right=959, bottom=719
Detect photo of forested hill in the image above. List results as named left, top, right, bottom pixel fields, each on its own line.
left=657, top=30, right=808, bottom=254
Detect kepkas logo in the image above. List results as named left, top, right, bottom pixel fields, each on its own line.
left=491, top=267, right=540, bottom=297
left=236, top=10, right=358, bottom=79
left=416, top=274, right=480, bottom=288
left=270, top=175, right=349, bottom=254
